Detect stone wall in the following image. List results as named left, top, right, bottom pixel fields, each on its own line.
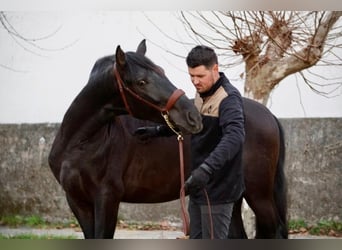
left=0, top=118, right=341, bottom=225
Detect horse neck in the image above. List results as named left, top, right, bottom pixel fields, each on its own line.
left=59, top=75, right=122, bottom=142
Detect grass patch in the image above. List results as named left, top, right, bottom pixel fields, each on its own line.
left=309, top=220, right=342, bottom=236
left=0, top=215, right=80, bottom=239
left=288, top=219, right=308, bottom=230
left=0, top=215, right=79, bottom=229
left=288, top=219, right=342, bottom=237
left=0, top=233, right=77, bottom=239
left=0, top=215, right=44, bottom=227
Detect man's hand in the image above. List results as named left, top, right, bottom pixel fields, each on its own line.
left=184, top=163, right=212, bottom=195
left=133, top=126, right=161, bottom=140
left=134, top=125, right=175, bottom=140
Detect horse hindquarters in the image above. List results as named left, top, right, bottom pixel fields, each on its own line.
left=243, top=116, right=287, bottom=239
left=253, top=117, right=287, bottom=238
left=228, top=197, right=248, bottom=238
left=272, top=117, right=288, bottom=238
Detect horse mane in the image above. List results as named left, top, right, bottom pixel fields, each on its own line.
left=125, top=52, right=165, bottom=76
left=88, top=55, right=115, bottom=85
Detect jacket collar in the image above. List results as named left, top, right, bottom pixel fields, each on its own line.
left=199, top=72, right=225, bottom=99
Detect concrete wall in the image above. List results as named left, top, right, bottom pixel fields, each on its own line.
left=0, top=124, right=70, bottom=222
left=281, top=118, right=341, bottom=222
left=0, top=118, right=341, bottom=225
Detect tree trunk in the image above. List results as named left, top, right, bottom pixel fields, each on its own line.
left=240, top=11, right=342, bottom=105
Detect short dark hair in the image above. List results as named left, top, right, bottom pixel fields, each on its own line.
left=186, top=45, right=218, bottom=68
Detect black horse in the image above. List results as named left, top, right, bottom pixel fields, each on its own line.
left=48, top=40, right=202, bottom=238
left=49, top=40, right=287, bottom=239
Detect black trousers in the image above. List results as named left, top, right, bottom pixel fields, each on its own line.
left=188, top=200, right=234, bottom=239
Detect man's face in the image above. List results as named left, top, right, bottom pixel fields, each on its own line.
left=188, top=64, right=218, bottom=94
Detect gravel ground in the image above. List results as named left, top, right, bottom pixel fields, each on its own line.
left=0, top=226, right=340, bottom=239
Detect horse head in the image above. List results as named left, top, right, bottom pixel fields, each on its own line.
left=114, top=40, right=202, bottom=134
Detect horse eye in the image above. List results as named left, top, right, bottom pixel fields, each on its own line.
left=138, top=80, right=147, bottom=86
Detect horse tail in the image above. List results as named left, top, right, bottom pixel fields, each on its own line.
left=273, top=116, right=288, bottom=238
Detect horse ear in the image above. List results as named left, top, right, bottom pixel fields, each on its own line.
left=115, top=45, right=126, bottom=67
left=136, top=39, right=146, bottom=56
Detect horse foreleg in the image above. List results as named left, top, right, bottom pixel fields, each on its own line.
left=94, top=189, right=121, bottom=239
left=61, top=163, right=95, bottom=238
left=228, top=197, right=248, bottom=239
left=65, top=193, right=95, bottom=239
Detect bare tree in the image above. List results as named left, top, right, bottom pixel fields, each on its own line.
left=155, top=11, right=342, bottom=105
left=0, top=11, right=77, bottom=72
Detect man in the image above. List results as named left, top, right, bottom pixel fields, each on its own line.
left=135, top=45, right=245, bottom=239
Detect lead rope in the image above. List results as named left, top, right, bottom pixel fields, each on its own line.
left=162, top=112, right=213, bottom=239
left=161, top=112, right=190, bottom=237
left=203, top=189, right=214, bottom=239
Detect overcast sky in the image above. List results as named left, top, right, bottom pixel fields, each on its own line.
left=0, top=11, right=341, bottom=123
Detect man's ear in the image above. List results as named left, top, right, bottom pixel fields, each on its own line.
left=212, top=63, right=219, bottom=72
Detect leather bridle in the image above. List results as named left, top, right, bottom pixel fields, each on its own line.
left=113, top=63, right=185, bottom=118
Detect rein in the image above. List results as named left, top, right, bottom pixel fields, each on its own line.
left=113, top=62, right=191, bottom=238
